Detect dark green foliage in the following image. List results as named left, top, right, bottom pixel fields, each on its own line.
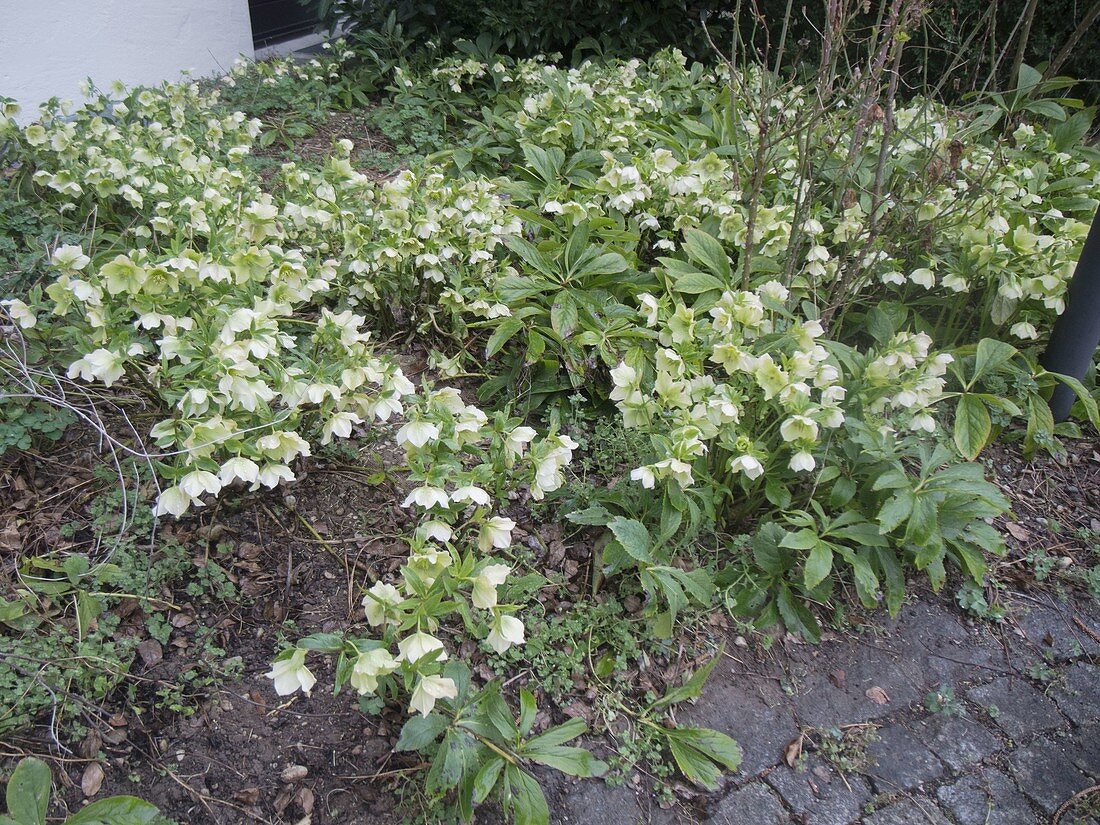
left=317, top=0, right=730, bottom=59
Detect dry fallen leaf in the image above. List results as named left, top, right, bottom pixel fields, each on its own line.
left=865, top=686, right=890, bottom=705
left=828, top=669, right=846, bottom=688
left=234, top=787, right=261, bottom=805
left=81, top=762, right=105, bottom=798
left=137, top=639, right=163, bottom=667
left=1005, top=522, right=1030, bottom=542
left=784, top=734, right=804, bottom=768
left=296, top=786, right=315, bottom=814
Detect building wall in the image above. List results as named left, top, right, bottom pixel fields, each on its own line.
left=0, top=0, right=255, bottom=122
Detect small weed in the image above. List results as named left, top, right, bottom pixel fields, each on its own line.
left=807, top=725, right=879, bottom=774
left=956, top=581, right=1005, bottom=622
left=924, top=685, right=964, bottom=717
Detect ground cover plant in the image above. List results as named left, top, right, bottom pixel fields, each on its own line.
left=2, top=3, right=1100, bottom=821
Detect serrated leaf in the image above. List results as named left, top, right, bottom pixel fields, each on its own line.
left=667, top=738, right=722, bottom=790
left=674, top=271, right=725, bottom=294
left=668, top=727, right=742, bottom=771
left=803, top=541, right=834, bottom=589
left=471, top=758, right=504, bottom=805
left=486, top=317, right=524, bottom=357
left=525, top=718, right=586, bottom=750
left=607, top=517, right=652, bottom=563
left=396, top=714, right=450, bottom=752
left=682, top=228, right=731, bottom=281
left=523, top=744, right=607, bottom=777
left=506, top=766, right=549, bottom=825
left=954, top=394, right=992, bottom=460
left=550, top=294, right=578, bottom=337
left=971, top=338, right=1017, bottom=386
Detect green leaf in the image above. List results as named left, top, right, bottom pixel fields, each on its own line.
left=674, top=271, right=725, bottom=294
left=779, top=529, right=818, bottom=551
left=1047, top=371, right=1100, bottom=427
left=905, top=494, right=940, bottom=549
left=6, top=758, right=50, bottom=825
left=1022, top=99, right=1066, bottom=120
left=682, top=228, right=731, bottom=281
left=765, top=477, right=792, bottom=509
left=523, top=744, right=607, bottom=777
left=565, top=504, right=611, bottom=526
left=505, top=765, right=549, bottom=825
left=667, top=737, right=722, bottom=790
left=776, top=585, right=821, bottom=643
left=297, top=632, right=344, bottom=652
left=65, top=798, right=162, bottom=825
left=396, top=714, right=450, bottom=751
left=803, top=541, right=834, bottom=590
left=668, top=727, right=742, bottom=771
left=525, top=718, right=586, bottom=750
left=550, top=294, right=578, bottom=338
left=607, top=517, right=652, bottom=563
left=654, top=652, right=720, bottom=710
left=970, top=338, right=1017, bottom=386
left=471, top=758, right=504, bottom=805
left=486, top=317, right=524, bottom=357
left=953, top=394, right=993, bottom=460
left=1015, top=63, right=1042, bottom=97
left=1053, top=109, right=1094, bottom=151
left=575, top=252, right=628, bottom=278
left=518, top=689, right=537, bottom=737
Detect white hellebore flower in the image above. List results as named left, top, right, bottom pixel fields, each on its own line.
left=349, top=648, right=397, bottom=695
left=452, top=485, right=491, bottom=506
left=728, top=454, right=764, bottom=480
left=402, top=485, right=449, bottom=510
left=909, top=268, right=936, bottom=289
left=630, top=465, right=656, bottom=489
left=363, top=581, right=403, bottom=627
left=419, top=521, right=453, bottom=543
left=266, top=648, right=316, bottom=696
left=51, top=244, right=91, bottom=271
left=471, top=563, right=510, bottom=609
left=409, top=674, right=457, bottom=716
left=479, top=516, right=516, bottom=552
left=397, top=631, right=448, bottom=664
left=2, top=299, right=36, bottom=329
left=789, top=451, right=816, bottom=473
left=154, top=485, right=197, bottom=517
left=219, top=456, right=260, bottom=486
left=67, top=348, right=125, bottom=387
left=397, top=420, right=440, bottom=449
left=179, top=470, right=222, bottom=499
left=487, top=613, right=525, bottom=654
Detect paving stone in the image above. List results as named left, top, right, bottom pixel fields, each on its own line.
left=681, top=679, right=798, bottom=776
left=1007, top=736, right=1093, bottom=814
left=764, top=757, right=871, bottom=825
left=555, top=781, right=645, bottom=824
left=966, top=677, right=1065, bottom=740
left=1068, top=723, right=1100, bottom=779
left=1010, top=601, right=1099, bottom=660
left=706, top=783, right=787, bottom=825
left=865, top=724, right=944, bottom=792
left=916, top=714, right=1002, bottom=771
left=1049, top=662, right=1100, bottom=726
left=861, top=796, right=951, bottom=825
left=789, top=638, right=925, bottom=728
left=935, top=768, right=1036, bottom=825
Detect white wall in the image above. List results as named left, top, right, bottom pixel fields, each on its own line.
left=0, top=0, right=255, bottom=122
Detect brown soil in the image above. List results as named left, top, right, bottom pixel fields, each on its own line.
left=2, top=408, right=1098, bottom=823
